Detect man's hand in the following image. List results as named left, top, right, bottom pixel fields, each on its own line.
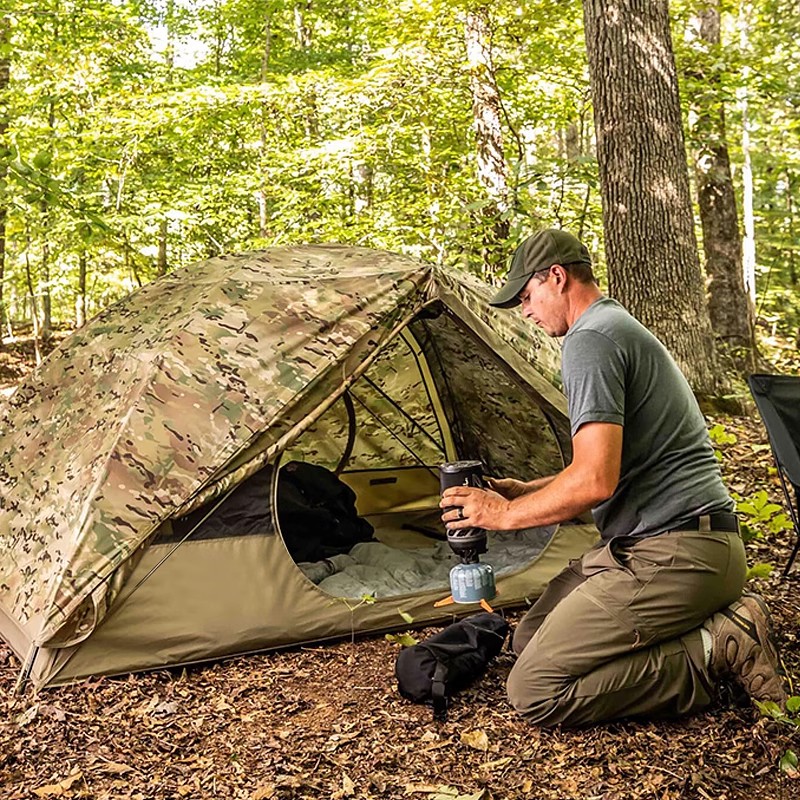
left=440, top=486, right=511, bottom=531
left=440, top=423, right=622, bottom=532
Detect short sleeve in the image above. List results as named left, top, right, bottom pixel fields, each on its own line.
left=561, top=330, right=626, bottom=436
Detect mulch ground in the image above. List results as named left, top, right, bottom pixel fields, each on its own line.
left=1, top=339, right=799, bottom=800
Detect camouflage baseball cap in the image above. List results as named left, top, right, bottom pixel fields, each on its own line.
left=489, top=229, right=592, bottom=308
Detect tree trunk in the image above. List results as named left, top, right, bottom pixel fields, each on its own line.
left=582, top=0, right=719, bottom=396
left=787, top=170, right=797, bottom=286
left=157, top=219, right=168, bottom=276
left=465, top=8, right=510, bottom=277
left=76, top=249, right=87, bottom=328
left=258, top=9, right=273, bottom=239
left=293, top=1, right=313, bottom=49
left=0, top=16, right=10, bottom=342
left=165, top=0, right=176, bottom=82
left=690, top=1, right=756, bottom=370
left=294, top=1, right=318, bottom=140
left=24, top=225, right=42, bottom=365
left=350, top=162, right=373, bottom=215
left=737, top=3, right=756, bottom=305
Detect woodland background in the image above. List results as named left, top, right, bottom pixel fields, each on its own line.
left=0, top=0, right=798, bottom=396
left=3, top=1, right=800, bottom=798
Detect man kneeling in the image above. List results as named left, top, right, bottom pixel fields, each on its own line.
left=441, top=229, right=786, bottom=727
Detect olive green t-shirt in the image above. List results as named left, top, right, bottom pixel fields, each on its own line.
left=561, top=297, right=733, bottom=541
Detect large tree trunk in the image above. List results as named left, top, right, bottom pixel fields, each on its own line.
left=582, top=0, right=719, bottom=396
left=689, top=2, right=756, bottom=371
left=465, top=8, right=510, bottom=276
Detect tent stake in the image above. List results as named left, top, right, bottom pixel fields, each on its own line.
left=13, top=644, right=39, bottom=696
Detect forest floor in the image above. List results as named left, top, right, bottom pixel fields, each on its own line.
left=1, top=335, right=800, bottom=800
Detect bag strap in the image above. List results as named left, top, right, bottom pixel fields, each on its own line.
left=432, top=660, right=448, bottom=722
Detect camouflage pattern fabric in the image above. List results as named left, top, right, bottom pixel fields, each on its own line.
left=410, top=312, right=567, bottom=481
left=0, top=244, right=567, bottom=651
left=0, top=246, right=429, bottom=646
left=432, top=268, right=564, bottom=393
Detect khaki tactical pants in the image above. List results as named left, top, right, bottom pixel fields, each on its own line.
left=507, top=522, right=747, bottom=727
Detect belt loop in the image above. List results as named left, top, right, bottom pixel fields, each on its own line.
left=699, top=514, right=711, bottom=532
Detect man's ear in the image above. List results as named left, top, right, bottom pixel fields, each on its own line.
left=551, top=264, right=568, bottom=288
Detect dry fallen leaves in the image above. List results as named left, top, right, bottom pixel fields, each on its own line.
left=404, top=784, right=487, bottom=800
left=32, top=769, right=83, bottom=797
left=460, top=729, right=490, bottom=752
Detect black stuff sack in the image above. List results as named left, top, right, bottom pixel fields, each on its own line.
left=277, top=460, right=375, bottom=563
left=395, top=612, right=509, bottom=721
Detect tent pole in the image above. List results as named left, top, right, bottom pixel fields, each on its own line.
left=13, top=644, right=39, bottom=695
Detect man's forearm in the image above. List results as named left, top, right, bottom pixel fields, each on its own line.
left=502, top=465, right=605, bottom=530
left=523, top=475, right=556, bottom=493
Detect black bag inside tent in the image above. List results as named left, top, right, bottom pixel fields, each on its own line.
left=748, top=373, right=800, bottom=574
left=167, top=460, right=375, bottom=564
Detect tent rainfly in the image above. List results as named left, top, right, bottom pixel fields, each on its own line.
left=0, top=245, right=597, bottom=689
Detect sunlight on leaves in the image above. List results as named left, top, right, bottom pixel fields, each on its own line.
left=33, top=770, right=83, bottom=797
left=460, top=728, right=490, bottom=752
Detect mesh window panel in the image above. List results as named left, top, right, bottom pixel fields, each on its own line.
left=282, top=331, right=447, bottom=471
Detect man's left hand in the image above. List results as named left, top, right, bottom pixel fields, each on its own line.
left=440, top=486, right=511, bottom=530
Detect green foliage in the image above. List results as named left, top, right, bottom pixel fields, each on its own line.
left=0, top=0, right=603, bottom=331
left=1, top=0, right=798, bottom=339
left=385, top=632, right=419, bottom=647
left=779, top=749, right=798, bottom=778
left=755, top=698, right=800, bottom=777
left=744, top=561, right=773, bottom=581
left=736, top=489, right=793, bottom=542
left=708, top=422, right=737, bottom=461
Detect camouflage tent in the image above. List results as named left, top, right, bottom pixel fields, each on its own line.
left=0, top=245, right=597, bottom=689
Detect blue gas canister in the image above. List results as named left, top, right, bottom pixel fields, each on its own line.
left=449, top=561, right=496, bottom=604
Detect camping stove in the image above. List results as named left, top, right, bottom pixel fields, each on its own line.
left=440, top=460, right=496, bottom=604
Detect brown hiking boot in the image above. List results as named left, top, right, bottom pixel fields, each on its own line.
left=703, top=593, right=787, bottom=706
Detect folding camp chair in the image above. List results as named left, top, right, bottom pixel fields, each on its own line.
left=748, top=373, right=800, bottom=576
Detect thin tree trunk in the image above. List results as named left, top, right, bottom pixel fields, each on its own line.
left=0, top=16, right=10, bottom=342
left=294, top=2, right=318, bottom=140
left=157, top=219, right=168, bottom=276
left=124, top=230, right=143, bottom=288
left=294, top=1, right=313, bottom=48
left=24, top=225, right=42, bottom=366
left=690, top=1, right=756, bottom=370
left=258, top=9, right=273, bottom=239
left=787, top=170, right=797, bottom=286
left=350, top=162, right=373, bottom=215
left=737, top=2, right=756, bottom=305
left=582, top=0, right=719, bottom=396
left=165, top=0, right=176, bottom=82
left=76, top=250, right=87, bottom=328
left=465, top=7, right=510, bottom=277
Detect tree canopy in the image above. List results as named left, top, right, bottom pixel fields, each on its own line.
left=1, top=0, right=798, bottom=367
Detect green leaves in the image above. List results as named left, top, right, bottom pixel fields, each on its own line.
left=745, top=561, right=773, bottom=581
left=737, top=490, right=792, bottom=536
left=385, top=632, right=419, bottom=647
left=779, top=749, right=798, bottom=778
